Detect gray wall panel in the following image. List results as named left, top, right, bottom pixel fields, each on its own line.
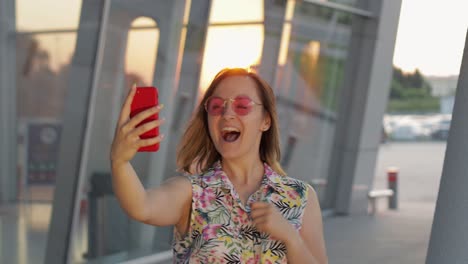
left=326, top=0, right=402, bottom=214
left=44, top=0, right=106, bottom=262
left=426, top=30, right=468, bottom=264
left=0, top=0, right=17, bottom=202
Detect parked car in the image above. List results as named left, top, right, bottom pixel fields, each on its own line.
left=431, top=118, right=451, bottom=140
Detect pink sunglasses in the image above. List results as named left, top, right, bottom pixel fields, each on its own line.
left=204, top=96, right=263, bottom=116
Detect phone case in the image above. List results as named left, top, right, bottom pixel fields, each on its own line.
left=130, top=86, right=159, bottom=152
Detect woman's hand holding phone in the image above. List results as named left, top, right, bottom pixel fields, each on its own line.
left=110, top=85, right=165, bottom=166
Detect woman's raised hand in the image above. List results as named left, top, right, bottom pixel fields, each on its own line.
left=251, top=202, right=296, bottom=242
left=110, top=86, right=165, bottom=166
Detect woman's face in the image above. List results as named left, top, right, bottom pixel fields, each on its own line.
left=207, top=75, right=271, bottom=161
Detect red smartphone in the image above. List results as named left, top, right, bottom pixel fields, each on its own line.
left=130, top=86, right=159, bottom=152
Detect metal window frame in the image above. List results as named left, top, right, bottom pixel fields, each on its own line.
left=304, top=0, right=374, bottom=18
left=44, top=0, right=110, bottom=263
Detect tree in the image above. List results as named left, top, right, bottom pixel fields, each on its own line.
left=387, top=66, right=439, bottom=113
left=390, top=66, right=433, bottom=100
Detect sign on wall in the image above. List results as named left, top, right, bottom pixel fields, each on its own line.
left=26, top=122, right=61, bottom=185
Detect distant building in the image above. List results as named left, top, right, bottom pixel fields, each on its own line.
left=426, top=75, right=458, bottom=97
left=440, top=95, right=455, bottom=114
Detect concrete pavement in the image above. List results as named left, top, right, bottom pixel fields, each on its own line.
left=324, top=202, right=434, bottom=264
left=322, top=142, right=444, bottom=264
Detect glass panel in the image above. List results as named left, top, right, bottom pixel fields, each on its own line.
left=0, top=31, right=77, bottom=264
left=16, top=0, right=82, bottom=31
left=126, top=18, right=159, bottom=86
left=67, top=6, right=165, bottom=262
left=199, top=0, right=265, bottom=93
left=199, top=25, right=264, bottom=92
left=275, top=2, right=354, bottom=205
left=328, top=0, right=360, bottom=8
left=210, top=0, right=263, bottom=23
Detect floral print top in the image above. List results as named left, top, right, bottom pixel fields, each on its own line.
left=173, top=161, right=310, bottom=263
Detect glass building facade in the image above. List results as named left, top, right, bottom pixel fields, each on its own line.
left=0, top=0, right=402, bottom=263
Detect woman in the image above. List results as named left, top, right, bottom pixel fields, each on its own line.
left=110, top=68, right=328, bottom=263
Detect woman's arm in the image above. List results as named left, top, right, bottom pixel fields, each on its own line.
left=110, top=85, right=192, bottom=227
left=111, top=161, right=192, bottom=226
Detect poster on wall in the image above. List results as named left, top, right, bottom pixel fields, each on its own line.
left=26, top=121, right=62, bottom=185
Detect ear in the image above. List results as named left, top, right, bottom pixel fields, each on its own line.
left=261, top=113, right=271, bottom=131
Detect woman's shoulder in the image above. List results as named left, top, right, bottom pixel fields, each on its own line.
left=276, top=175, right=310, bottom=190
left=264, top=163, right=310, bottom=192
left=279, top=175, right=309, bottom=185
left=272, top=175, right=313, bottom=202
left=164, top=175, right=193, bottom=191
left=182, top=167, right=220, bottom=187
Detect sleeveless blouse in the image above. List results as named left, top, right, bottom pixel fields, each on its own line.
left=173, top=161, right=310, bottom=263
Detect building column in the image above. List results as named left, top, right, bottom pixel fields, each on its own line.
left=325, top=0, right=402, bottom=214
left=154, top=0, right=213, bottom=250
left=258, top=0, right=286, bottom=84
left=44, top=0, right=107, bottom=263
left=426, top=30, right=468, bottom=263
left=0, top=0, right=17, bottom=203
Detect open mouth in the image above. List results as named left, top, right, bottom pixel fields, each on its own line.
left=221, top=127, right=241, bottom=143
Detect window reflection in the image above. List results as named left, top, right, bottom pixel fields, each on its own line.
left=17, top=33, right=76, bottom=120
left=125, top=17, right=159, bottom=86
left=16, top=0, right=82, bottom=31
left=276, top=3, right=354, bottom=203
left=8, top=30, right=77, bottom=264
left=210, top=0, right=263, bottom=23
left=199, top=25, right=264, bottom=92
left=328, top=0, right=360, bottom=8
left=69, top=14, right=162, bottom=264
left=199, top=0, right=264, bottom=93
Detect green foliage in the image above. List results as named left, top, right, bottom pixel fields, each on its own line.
left=388, top=66, right=438, bottom=113
left=321, top=56, right=344, bottom=111
left=387, top=98, right=440, bottom=113
left=390, top=67, right=433, bottom=99
left=389, top=79, right=404, bottom=99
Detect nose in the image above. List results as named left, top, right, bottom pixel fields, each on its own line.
left=222, top=100, right=236, bottom=118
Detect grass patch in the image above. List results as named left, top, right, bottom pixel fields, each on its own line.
left=387, top=98, right=440, bottom=113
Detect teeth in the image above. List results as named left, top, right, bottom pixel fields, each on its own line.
left=221, top=127, right=240, bottom=132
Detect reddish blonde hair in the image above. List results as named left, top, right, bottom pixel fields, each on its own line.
left=176, top=68, right=285, bottom=175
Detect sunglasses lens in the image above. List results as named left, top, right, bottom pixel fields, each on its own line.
left=206, top=96, right=257, bottom=116
left=233, top=97, right=253, bottom=116
left=206, top=97, right=224, bottom=115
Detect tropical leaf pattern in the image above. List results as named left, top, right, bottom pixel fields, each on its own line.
left=173, top=161, right=310, bottom=263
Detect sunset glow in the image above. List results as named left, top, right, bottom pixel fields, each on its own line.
left=15, top=0, right=468, bottom=79
left=199, top=25, right=264, bottom=92
left=125, top=17, right=159, bottom=86
left=198, top=0, right=264, bottom=93
left=393, top=0, right=468, bottom=76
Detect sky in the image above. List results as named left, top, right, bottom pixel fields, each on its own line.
left=393, top=0, right=468, bottom=76
left=15, top=0, right=468, bottom=79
